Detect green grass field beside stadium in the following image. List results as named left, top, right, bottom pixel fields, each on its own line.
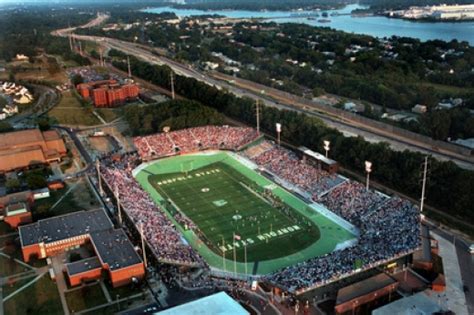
left=134, top=151, right=356, bottom=276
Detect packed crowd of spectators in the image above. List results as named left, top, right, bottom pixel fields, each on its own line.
left=242, top=142, right=419, bottom=293
left=245, top=141, right=344, bottom=197
left=319, top=182, right=387, bottom=224
left=266, top=196, right=420, bottom=293
left=100, top=153, right=204, bottom=266
left=134, top=126, right=259, bottom=158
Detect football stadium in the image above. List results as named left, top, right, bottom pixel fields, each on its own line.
left=133, top=151, right=356, bottom=275
left=100, top=125, right=420, bottom=294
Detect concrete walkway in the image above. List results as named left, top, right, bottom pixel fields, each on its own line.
left=99, top=281, right=112, bottom=302
left=51, top=256, right=70, bottom=315
left=432, top=232, right=469, bottom=315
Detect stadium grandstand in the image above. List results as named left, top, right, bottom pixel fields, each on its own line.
left=0, top=129, right=66, bottom=173
left=97, top=125, right=420, bottom=295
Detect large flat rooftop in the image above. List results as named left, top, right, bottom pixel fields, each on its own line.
left=19, top=209, right=113, bottom=247
left=91, top=229, right=143, bottom=271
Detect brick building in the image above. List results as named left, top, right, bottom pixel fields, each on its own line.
left=0, top=191, right=34, bottom=229
left=0, top=129, right=66, bottom=173
left=77, top=80, right=139, bottom=108
left=334, top=273, right=399, bottom=314
left=19, top=209, right=145, bottom=287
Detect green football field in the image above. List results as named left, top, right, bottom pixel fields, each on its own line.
left=134, top=151, right=356, bottom=275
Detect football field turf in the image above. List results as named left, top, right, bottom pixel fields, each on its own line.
left=134, top=151, right=356, bottom=275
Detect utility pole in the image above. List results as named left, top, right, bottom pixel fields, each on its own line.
left=276, top=123, right=282, bottom=146
left=78, top=41, right=83, bottom=56
left=96, top=159, right=103, bottom=196
left=140, top=222, right=148, bottom=268
left=170, top=72, right=175, bottom=100
left=256, top=100, right=260, bottom=135
left=127, top=56, right=132, bottom=78
left=115, top=185, right=122, bottom=226
left=420, top=156, right=429, bottom=214
left=99, top=47, right=104, bottom=66
left=68, top=34, right=73, bottom=52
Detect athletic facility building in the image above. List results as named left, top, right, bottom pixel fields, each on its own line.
left=0, top=129, right=66, bottom=173
left=19, top=209, right=145, bottom=287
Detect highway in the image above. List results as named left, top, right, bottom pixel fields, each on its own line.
left=57, top=29, right=474, bottom=170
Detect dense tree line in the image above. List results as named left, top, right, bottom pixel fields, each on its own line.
left=123, top=100, right=225, bottom=136
left=177, top=0, right=351, bottom=11
left=113, top=54, right=474, bottom=224
left=0, top=8, right=93, bottom=65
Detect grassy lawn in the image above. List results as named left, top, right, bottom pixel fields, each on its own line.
left=150, top=161, right=320, bottom=262
left=32, top=185, right=79, bottom=220
left=105, top=282, right=142, bottom=300
left=2, top=276, right=36, bottom=297
left=0, top=221, right=14, bottom=236
left=81, top=295, right=144, bottom=315
left=4, top=274, right=64, bottom=315
left=32, top=180, right=100, bottom=220
left=48, top=90, right=100, bottom=126
left=65, top=283, right=108, bottom=313
left=0, top=234, right=18, bottom=248
left=96, top=108, right=120, bottom=123
left=0, top=255, right=30, bottom=277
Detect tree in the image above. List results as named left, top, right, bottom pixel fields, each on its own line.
left=37, top=118, right=50, bottom=131
left=0, top=121, right=13, bottom=133
left=25, top=173, right=47, bottom=190
left=71, top=74, right=84, bottom=86
left=5, top=179, right=21, bottom=192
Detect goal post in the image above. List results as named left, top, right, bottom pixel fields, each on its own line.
left=181, top=161, right=194, bottom=176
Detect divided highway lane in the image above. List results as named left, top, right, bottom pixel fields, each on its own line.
left=62, top=33, right=474, bottom=170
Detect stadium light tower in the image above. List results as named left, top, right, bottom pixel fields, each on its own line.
left=365, top=161, right=372, bottom=191
left=255, top=100, right=260, bottom=135
left=276, top=123, right=282, bottom=146
left=323, top=140, right=330, bottom=158
left=115, top=185, right=122, bottom=226
left=96, top=159, right=103, bottom=196
left=420, top=156, right=429, bottom=218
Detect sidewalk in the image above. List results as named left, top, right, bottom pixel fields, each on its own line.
left=432, top=232, right=469, bottom=315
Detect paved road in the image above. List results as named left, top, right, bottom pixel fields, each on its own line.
left=8, top=84, right=60, bottom=127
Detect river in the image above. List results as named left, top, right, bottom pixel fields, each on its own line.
left=143, top=4, right=474, bottom=45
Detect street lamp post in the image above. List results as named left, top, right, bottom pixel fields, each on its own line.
left=323, top=140, right=330, bottom=158
left=365, top=161, right=372, bottom=191
left=276, top=123, right=282, bottom=146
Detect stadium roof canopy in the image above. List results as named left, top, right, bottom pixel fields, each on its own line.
left=156, top=292, right=249, bottom=315
left=372, top=291, right=441, bottom=315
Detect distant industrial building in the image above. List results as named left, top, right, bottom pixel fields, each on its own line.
left=0, top=129, right=66, bottom=173
left=388, top=4, right=474, bottom=20
left=76, top=80, right=139, bottom=108
left=19, top=209, right=145, bottom=287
